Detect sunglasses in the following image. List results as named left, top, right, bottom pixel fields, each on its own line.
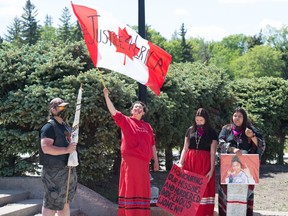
left=57, top=106, right=66, bottom=111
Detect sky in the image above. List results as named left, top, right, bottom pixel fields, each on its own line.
left=0, top=0, right=288, bottom=41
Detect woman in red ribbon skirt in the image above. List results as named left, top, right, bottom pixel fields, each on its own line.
left=179, top=108, right=218, bottom=216
left=104, top=87, right=159, bottom=216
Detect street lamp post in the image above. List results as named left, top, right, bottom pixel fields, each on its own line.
left=138, top=0, right=147, bottom=104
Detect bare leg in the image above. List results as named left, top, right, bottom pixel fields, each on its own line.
left=57, top=203, right=70, bottom=216
left=42, top=206, right=56, bottom=216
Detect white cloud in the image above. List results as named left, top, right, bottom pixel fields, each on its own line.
left=0, top=0, right=26, bottom=8
left=0, top=0, right=26, bottom=18
left=186, top=26, right=229, bottom=41
left=219, top=0, right=288, bottom=3
left=173, top=8, right=189, bottom=16
left=257, top=18, right=285, bottom=30
left=0, top=7, right=22, bottom=17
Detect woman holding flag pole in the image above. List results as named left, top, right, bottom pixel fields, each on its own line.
left=103, top=87, right=159, bottom=216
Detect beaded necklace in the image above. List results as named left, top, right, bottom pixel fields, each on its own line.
left=195, top=125, right=204, bottom=152
left=195, top=133, right=202, bottom=152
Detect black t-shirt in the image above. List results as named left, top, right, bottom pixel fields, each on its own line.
left=39, top=119, right=71, bottom=167
left=40, top=123, right=56, bottom=140
left=185, top=126, right=218, bottom=151
left=40, top=120, right=71, bottom=145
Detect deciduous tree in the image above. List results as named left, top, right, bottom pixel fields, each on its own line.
left=231, top=45, right=284, bottom=78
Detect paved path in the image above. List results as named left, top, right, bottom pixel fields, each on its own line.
left=213, top=209, right=288, bottom=216
left=212, top=194, right=288, bottom=216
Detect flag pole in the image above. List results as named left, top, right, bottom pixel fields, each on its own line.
left=65, top=167, right=71, bottom=204
left=97, top=68, right=106, bottom=88
left=65, top=84, right=83, bottom=203
left=138, top=0, right=147, bottom=104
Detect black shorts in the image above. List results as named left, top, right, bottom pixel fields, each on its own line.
left=41, top=166, right=77, bottom=210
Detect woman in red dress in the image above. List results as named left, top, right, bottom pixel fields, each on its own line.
left=179, top=108, right=218, bottom=216
left=104, top=87, right=159, bottom=216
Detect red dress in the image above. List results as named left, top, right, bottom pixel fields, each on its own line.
left=183, top=127, right=217, bottom=216
left=113, top=112, right=155, bottom=216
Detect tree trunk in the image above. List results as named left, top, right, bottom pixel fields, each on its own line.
left=278, top=133, right=285, bottom=165
left=165, top=146, right=173, bottom=171
left=112, top=149, right=121, bottom=175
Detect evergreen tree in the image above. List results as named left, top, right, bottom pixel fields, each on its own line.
left=40, top=15, right=57, bottom=42
left=58, top=7, right=72, bottom=42
left=44, top=14, right=53, bottom=26
left=192, top=38, right=210, bottom=64
left=178, top=23, right=193, bottom=62
left=171, top=30, right=179, bottom=40
left=70, top=21, right=83, bottom=42
left=5, top=17, right=23, bottom=46
left=21, top=0, right=41, bottom=45
left=247, top=30, right=263, bottom=49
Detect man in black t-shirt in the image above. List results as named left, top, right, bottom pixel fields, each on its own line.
left=39, top=98, right=77, bottom=216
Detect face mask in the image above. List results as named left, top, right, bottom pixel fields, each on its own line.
left=196, top=125, right=204, bottom=136
left=59, top=109, right=68, bottom=119
left=53, top=107, right=68, bottom=120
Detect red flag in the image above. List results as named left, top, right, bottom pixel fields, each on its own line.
left=71, top=3, right=172, bottom=95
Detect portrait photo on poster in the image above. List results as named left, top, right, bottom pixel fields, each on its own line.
left=220, top=154, right=259, bottom=185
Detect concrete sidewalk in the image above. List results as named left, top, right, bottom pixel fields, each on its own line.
left=253, top=210, right=288, bottom=216
left=212, top=194, right=288, bottom=216
left=152, top=207, right=288, bottom=216
left=212, top=208, right=288, bottom=216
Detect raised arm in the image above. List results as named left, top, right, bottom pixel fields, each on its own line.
left=103, top=87, right=117, bottom=116
left=245, top=128, right=258, bottom=146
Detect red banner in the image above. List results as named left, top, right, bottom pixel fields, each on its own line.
left=157, top=164, right=208, bottom=216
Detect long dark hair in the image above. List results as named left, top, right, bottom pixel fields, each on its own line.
left=192, top=108, right=212, bottom=133
left=231, top=107, right=252, bottom=130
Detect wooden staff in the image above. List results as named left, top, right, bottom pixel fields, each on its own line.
left=65, top=166, right=71, bottom=204
left=97, top=68, right=106, bottom=88
left=65, top=84, right=83, bottom=204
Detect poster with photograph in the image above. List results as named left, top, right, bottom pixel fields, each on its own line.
left=220, top=154, right=259, bottom=185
